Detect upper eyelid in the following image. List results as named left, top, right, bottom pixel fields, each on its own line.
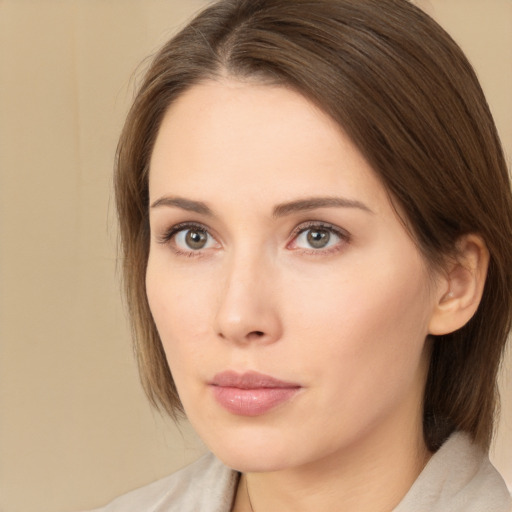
left=291, top=220, right=350, bottom=238
left=156, top=221, right=213, bottom=243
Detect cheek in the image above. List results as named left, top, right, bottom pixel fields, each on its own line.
left=145, top=258, right=215, bottom=358
left=146, top=273, right=217, bottom=411
left=288, top=256, right=429, bottom=342
left=287, top=251, right=432, bottom=393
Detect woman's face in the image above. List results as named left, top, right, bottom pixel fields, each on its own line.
left=146, top=80, right=441, bottom=472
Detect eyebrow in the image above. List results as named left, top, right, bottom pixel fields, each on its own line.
left=151, top=196, right=213, bottom=216
left=150, top=195, right=373, bottom=217
left=272, top=196, right=373, bottom=217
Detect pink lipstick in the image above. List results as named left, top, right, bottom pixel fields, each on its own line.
left=210, top=371, right=301, bottom=416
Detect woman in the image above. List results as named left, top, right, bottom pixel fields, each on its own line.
left=91, top=0, right=512, bottom=510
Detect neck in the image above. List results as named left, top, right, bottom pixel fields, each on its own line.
left=233, top=414, right=430, bottom=512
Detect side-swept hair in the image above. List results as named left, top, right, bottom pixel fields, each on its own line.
left=115, top=0, right=512, bottom=451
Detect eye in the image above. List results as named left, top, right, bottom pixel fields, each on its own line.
left=295, top=227, right=338, bottom=250
left=289, top=222, right=349, bottom=253
left=175, top=227, right=214, bottom=250
left=158, top=223, right=219, bottom=254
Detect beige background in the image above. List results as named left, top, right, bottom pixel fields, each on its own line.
left=0, top=1, right=510, bottom=511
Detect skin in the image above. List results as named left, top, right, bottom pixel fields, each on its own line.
left=146, top=79, right=448, bottom=511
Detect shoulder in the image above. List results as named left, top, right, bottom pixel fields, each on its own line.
left=84, top=453, right=239, bottom=512
left=395, top=432, right=512, bottom=512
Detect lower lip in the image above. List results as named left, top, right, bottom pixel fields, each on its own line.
left=210, top=386, right=300, bottom=416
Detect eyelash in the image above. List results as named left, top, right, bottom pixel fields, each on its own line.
left=156, top=221, right=350, bottom=257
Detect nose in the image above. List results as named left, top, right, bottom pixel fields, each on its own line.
left=214, top=250, right=282, bottom=345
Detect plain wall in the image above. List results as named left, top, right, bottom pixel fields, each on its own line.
left=0, top=1, right=510, bottom=511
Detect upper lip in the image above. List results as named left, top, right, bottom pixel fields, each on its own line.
left=210, top=370, right=301, bottom=389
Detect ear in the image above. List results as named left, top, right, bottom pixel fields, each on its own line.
left=428, top=234, right=490, bottom=336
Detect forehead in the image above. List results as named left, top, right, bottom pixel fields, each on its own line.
left=149, top=79, right=388, bottom=211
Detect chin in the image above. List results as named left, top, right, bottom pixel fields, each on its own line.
left=195, top=423, right=300, bottom=472
left=215, top=447, right=294, bottom=473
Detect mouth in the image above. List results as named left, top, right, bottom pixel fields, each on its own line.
left=209, top=370, right=302, bottom=416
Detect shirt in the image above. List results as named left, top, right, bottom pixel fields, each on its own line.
left=86, top=432, right=512, bottom=511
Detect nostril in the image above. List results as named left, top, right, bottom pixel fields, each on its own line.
left=250, top=331, right=265, bottom=337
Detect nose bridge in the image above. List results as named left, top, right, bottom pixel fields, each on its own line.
left=214, top=243, right=281, bottom=345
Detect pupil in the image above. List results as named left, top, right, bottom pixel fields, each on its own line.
left=186, top=229, right=207, bottom=249
left=307, top=229, right=330, bottom=248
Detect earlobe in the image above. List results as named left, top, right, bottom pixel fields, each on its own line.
left=428, top=234, right=489, bottom=336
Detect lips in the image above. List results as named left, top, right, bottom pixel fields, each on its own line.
left=209, top=371, right=301, bottom=416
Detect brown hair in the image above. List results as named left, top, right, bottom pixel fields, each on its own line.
left=115, top=0, right=512, bottom=451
